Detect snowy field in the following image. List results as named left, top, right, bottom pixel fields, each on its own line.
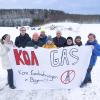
left=0, top=22, right=100, bottom=100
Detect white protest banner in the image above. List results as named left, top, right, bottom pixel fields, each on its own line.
left=8, top=46, right=92, bottom=90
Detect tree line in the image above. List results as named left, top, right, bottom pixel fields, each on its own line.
left=0, top=9, right=100, bottom=27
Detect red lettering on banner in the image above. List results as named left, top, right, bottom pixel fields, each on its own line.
left=13, top=49, right=39, bottom=66
left=13, top=49, right=25, bottom=65
left=23, top=51, right=30, bottom=65
left=31, top=51, right=39, bottom=66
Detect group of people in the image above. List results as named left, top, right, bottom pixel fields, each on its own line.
left=15, top=27, right=82, bottom=49
left=0, top=26, right=100, bottom=89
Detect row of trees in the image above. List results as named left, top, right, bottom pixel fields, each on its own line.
left=0, top=9, right=100, bottom=27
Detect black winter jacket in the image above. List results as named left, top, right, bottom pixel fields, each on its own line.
left=53, top=36, right=66, bottom=47
left=15, top=33, right=31, bottom=48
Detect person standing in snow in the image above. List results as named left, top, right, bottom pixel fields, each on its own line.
left=15, top=26, right=31, bottom=48
left=74, top=36, right=82, bottom=46
left=53, top=31, right=66, bottom=47
left=64, top=37, right=74, bottom=47
left=42, top=35, right=57, bottom=49
left=26, top=32, right=44, bottom=48
left=0, top=34, right=16, bottom=89
left=80, top=33, right=100, bottom=87
left=39, top=30, right=47, bottom=45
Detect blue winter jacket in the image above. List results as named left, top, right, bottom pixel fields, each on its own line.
left=86, top=40, right=100, bottom=67
left=39, top=36, right=47, bottom=45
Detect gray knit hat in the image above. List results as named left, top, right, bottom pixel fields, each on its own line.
left=47, top=35, right=53, bottom=42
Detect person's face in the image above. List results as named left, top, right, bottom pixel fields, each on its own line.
left=20, top=27, right=26, bottom=36
left=40, top=32, right=45, bottom=38
left=33, top=34, right=39, bottom=41
left=88, top=35, right=95, bottom=42
left=75, top=38, right=81, bottom=43
left=67, top=39, right=73, bottom=46
left=56, top=32, right=61, bottom=38
left=4, top=35, right=10, bottom=43
left=47, top=40, right=52, bottom=44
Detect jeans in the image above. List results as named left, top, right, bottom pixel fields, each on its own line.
left=83, top=66, right=93, bottom=84
left=7, top=69, right=14, bottom=87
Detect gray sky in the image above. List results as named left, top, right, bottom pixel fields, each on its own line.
left=0, top=0, right=100, bottom=14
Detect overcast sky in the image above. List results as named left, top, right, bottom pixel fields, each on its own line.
left=0, top=0, right=100, bottom=14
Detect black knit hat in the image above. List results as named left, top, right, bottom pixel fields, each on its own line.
left=67, top=37, right=73, bottom=41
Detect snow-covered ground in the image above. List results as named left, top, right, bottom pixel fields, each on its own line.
left=0, top=22, right=100, bottom=100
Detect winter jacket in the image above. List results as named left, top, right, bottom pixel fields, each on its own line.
left=26, top=40, right=44, bottom=47
left=86, top=40, right=100, bottom=66
left=0, top=42, right=12, bottom=70
left=64, top=44, right=74, bottom=47
left=75, top=42, right=82, bottom=46
left=15, top=33, right=31, bottom=48
left=64, top=42, right=74, bottom=47
left=42, top=43, right=57, bottom=48
left=53, top=36, right=66, bottom=47
left=39, top=36, right=47, bottom=45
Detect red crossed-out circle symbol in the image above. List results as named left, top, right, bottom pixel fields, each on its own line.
left=60, top=70, right=75, bottom=84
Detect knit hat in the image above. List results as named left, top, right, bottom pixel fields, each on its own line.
left=41, top=30, right=45, bottom=33
left=67, top=37, right=73, bottom=41
left=75, top=36, right=81, bottom=40
left=47, top=35, right=53, bottom=42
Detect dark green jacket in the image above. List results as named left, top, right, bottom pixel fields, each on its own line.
left=26, top=40, right=43, bottom=47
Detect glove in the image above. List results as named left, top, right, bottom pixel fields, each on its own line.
left=34, top=45, right=38, bottom=49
